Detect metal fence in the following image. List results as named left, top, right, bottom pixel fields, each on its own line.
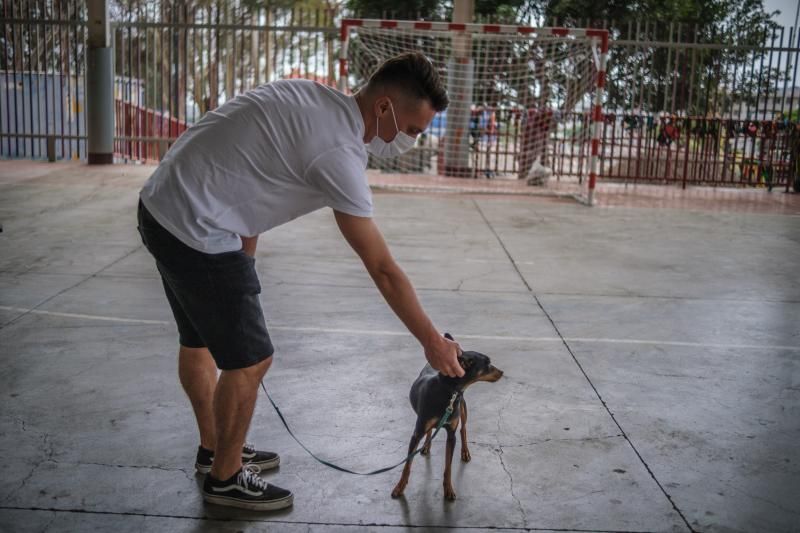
left=1, top=1, right=798, bottom=191
left=595, top=19, right=800, bottom=190
left=1, top=1, right=88, bottom=160
left=111, top=1, right=338, bottom=162
left=431, top=19, right=800, bottom=189
left=600, top=114, right=798, bottom=190
left=1, top=0, right=338, bottom=162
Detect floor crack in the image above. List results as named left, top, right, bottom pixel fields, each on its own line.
left=471, top=434, right=624, bottom=449
left=11, top=415, right=27, bottom=433
left=725, top=481, right=800, bottom=517
left=293, top=431, right=407, bottom=446
left=0, top=245, right=143, bottom=333
left=74, top=461, right=195, bottom=481
left=496, top=388, right=528, bottom=528
left=0, top=503, right=668, bottom=530
left=38, top=510, right=58, bottom=533
left=3, top=431, right=53, bottom=504
left=473, top=198, right=697, bottom=533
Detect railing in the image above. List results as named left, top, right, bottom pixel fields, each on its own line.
left=111, top=2, right=338, bottom=135
left=377, top=108, right=799, bottom=190
left=1, top=1, right=798, bottom=191
left=1, top=1, right=339, bottom=162
left=114, top=98, right=188, bottom=163
left=1, top=0, right=89, bottom=160
left=600, top=115, right=798, bottom=190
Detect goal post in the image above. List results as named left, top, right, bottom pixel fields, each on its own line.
left=339, top=19, right=608, bottom=205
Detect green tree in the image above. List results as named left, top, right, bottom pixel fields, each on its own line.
left=344, top=0, right=784, bottom=116
left=544, top=0, right=781, bottom=115
left=111, top=0, right=340, bottom=120
left=345, top=0, right=535, bottom=22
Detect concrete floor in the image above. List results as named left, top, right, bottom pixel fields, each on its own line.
left=0, top=161, right=799, bottom=533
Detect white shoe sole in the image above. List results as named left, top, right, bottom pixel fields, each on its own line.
left=202, top=492, right=293, bottom=511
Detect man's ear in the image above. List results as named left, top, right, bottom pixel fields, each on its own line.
left=374, top=96, right=391, bottom=117
left=444, top=332, right=454, bottom=341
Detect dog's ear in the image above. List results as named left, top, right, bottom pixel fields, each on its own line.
left=444, top=332, right=454, bottom=341
left=457, top=354, right=472, bottom=371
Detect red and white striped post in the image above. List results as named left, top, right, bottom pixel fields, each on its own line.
left=339, top=19, right=609, bottom=203
left=585, top=29, right=609, bottom=206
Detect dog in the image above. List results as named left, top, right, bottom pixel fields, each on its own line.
left=391, top=333, right=503, bottom=500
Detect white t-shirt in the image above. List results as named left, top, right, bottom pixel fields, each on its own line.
left=140, top=79, right=372, bottom=254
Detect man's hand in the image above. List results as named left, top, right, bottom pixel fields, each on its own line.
left=424, top=334, right=464, bottom=378
left=334, top=210, right=464, bottom=378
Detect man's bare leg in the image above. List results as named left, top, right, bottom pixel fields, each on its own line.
left=209, top=356, right=272, bottom=481
left=178, top=346, right=218, bottom=450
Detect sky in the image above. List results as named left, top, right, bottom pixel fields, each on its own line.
left=763, top=0, right=799, bottom=30
left=762, top=0, right=799, bottom=89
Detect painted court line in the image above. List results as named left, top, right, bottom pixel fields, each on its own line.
left=2, top=305, right=799, bottom=352
left=0, top=306, right=169, bottom=325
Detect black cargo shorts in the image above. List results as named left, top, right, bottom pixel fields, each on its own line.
left=137, top=199, right=274, bottom=370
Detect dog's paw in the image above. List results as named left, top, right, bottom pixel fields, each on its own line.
left=461, top=448, right=471, bottom=462
left=443, top=485, right=457, bottom=501
left=420, top=444, right=431, bottom=456
left=391, top=484, right=405, bottom=498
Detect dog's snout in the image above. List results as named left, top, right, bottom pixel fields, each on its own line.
left=485, top=366, right=504, bottom=382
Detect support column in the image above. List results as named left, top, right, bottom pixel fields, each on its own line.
left=443, top=0, right=474, bottom=177
left=87, top=0, right=114, bottom=164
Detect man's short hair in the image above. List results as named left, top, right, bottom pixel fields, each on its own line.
left=367, top=52, right=449, bottom=112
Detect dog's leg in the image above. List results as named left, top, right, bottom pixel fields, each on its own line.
left=459, top=399, right=471, bottom=462
left=443, top=426, right=457, bottom=500
left=391, top=422, right=425, bottom=498
left=420, top=428, right=433, bottom=455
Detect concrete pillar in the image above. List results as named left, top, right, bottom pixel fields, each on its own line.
left=443, top=0, right=474, bottom=177
left=86, top=0, right=114, bottom=164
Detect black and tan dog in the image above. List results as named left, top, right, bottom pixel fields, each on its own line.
left=391, top=333, right=503, bottom=500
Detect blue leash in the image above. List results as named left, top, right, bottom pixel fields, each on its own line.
left=260, top=380, right=459, bottom=475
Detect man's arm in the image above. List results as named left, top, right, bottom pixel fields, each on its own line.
left=241, top=235, right=258, bottom=257
left=334, top=210, right=464, bottom=377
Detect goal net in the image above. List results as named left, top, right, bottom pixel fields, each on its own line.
left=340, top=20, right=608, bottom=204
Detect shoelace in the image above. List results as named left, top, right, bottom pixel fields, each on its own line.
left=243, top=442, right=256, bottom=454
left=237, top=464, right=268, bottom=491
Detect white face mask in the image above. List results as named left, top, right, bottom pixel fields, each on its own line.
left=367, top=100, right=417, bottom=158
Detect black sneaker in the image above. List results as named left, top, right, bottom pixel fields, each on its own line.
left=202, top=465, right=293, bottom=511
left=195, top=443, right=280, bottom=474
